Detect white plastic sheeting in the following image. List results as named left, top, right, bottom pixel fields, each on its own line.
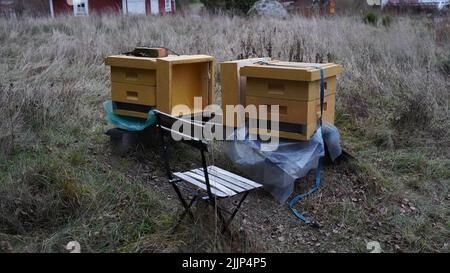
left=224, top=124, right=342, bottom=203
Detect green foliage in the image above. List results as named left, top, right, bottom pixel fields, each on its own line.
left=382, top=15, right=393, bottom=28
left=0, top=153, right=88, bottom=234
left=200, top=0, right=258, bottom=14
left=0, top=145, right=176, bottom=252
left=364, top=11, right=379, bottom=26
left=438, top=55, right=450, bottom=75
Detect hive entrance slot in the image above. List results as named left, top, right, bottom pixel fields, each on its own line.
left=126, top=91, right=139, bottom=101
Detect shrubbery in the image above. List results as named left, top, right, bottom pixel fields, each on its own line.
left=382, top=15, right=393, bottom=27
left=200, top=0, right=258, bottom=14
left=364, top=11, right=379, bottom=26
left=364, top=12, right=393, bottom=28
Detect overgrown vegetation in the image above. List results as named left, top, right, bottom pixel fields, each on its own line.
left=0, top=137, right=176, bottom=252
left=0, top=13, right=448, bottom=252
left=381, top=15, right=393, bottom=27
left=0, top=0, right=49, bottom=17
left=364, top=11, right=379, bottom=25
left=200, top=0, right=258, bottom=14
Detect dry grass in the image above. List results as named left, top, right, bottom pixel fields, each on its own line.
left=0, top=13, right=449, bottom=252
left=0, top=14, right=448, bottom=150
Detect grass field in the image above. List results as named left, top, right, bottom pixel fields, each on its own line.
left=0, top=13, right=449, bottom=253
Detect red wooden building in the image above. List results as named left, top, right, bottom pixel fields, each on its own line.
left=49, top=0, right=176, bottom=17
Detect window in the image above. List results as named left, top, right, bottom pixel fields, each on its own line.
left=127, top=0, right=146, bottom=14
left=73, top=0, right=88, bottom=16
left=76, top=3, right=86, bottom=15
left=150, top=0, right=159, bottom=14
left=165, top=0, right=172, bottom=12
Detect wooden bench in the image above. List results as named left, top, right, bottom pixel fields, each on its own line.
left=154, top=110, right=263, bottom=233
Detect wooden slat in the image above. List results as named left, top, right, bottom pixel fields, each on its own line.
left=173, top=172, right=228, bottom=198
left=113, top=109, right=149, bottom=119
left=208, top=166, right=262, bottom=189
left=196, top=167, right=255, bottom=191
left=105, top=55, right=158, bottom=70
left=204, top=168, right=255, bottom=191
left=111, top=82, right=156, bottom=106
left=111, top=67, right=156, bottom=86
left=193, top=169, right=248, bottom=192
left=183, top=171, right=236, bottom=196
left=161, top=55, right=214, bottom=64
left=240, top=63, right=343, bottom=82
left=245, top=95, right=313, bottom=125
left=191, top=169, right=247, bottom=193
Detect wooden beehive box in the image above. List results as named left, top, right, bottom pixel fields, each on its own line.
left=156, top=55, right=215, bottom=116
left=220, top=58, right=270, bottom=128
left=105, top=55, right=215, bottom=119
left=240, top=61, right=343, bottom=141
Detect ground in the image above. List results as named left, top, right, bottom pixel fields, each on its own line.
left=98, top=129, right=449, bottom=253
left=0, top=13, right=449, bottom=253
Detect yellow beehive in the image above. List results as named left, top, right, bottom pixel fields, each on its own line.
left=105, top=55, right=215, bottom=119
left=220, top=58, right=271, bottom=128
left=239, top=60, right=343, bottom=141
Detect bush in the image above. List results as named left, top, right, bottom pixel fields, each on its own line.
left=364, top=12, right=379, bottom=26
left=0, top=162, right=86, bottom=234
left=12, top=0, right=50, bottom=17
left=438, top=56, right=450, bottom=75
left=200, top=0, right=258, bottom=14
left=382, top=15, right=393, bottom=27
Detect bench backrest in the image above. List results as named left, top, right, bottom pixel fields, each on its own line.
left=153, top=109, right=209, bottom=152
left=154, top=110, right=215, bottom=196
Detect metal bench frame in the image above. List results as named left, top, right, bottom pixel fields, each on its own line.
left=154, top=110, right=262, bottom=233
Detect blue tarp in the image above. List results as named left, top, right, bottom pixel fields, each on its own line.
left=103, top=100, right=156, bottom=131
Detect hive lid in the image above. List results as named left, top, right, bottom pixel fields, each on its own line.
left=105, top=54, right=214, bottom=69
left=158, top=55, right=214, bottom=64
left=240, top=61, right=344, bottom=81
left=105, top=55, right=158, bottom=69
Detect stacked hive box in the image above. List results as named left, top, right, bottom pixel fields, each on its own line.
left=220, top=58, right=271, bottom=129
left=105, top=55, right=215, bottom=119
left=222, top=60, right=343, bottom=141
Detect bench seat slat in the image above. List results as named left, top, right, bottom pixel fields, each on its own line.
left=173, top=172, right=229, bottom=198
left=208, top=166, right=263, bottom=189
left=195, top=168, right=254, bottom=191
left=183, top=171, right=236, bottom=196
left=191, top=169, right=247, bottom=193
left=174, top=165, right=263, bottom=198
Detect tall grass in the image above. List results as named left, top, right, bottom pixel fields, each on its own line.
left=0, top=14, right=448, bottom=152
left=0, top=13, right=449, bottom=252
